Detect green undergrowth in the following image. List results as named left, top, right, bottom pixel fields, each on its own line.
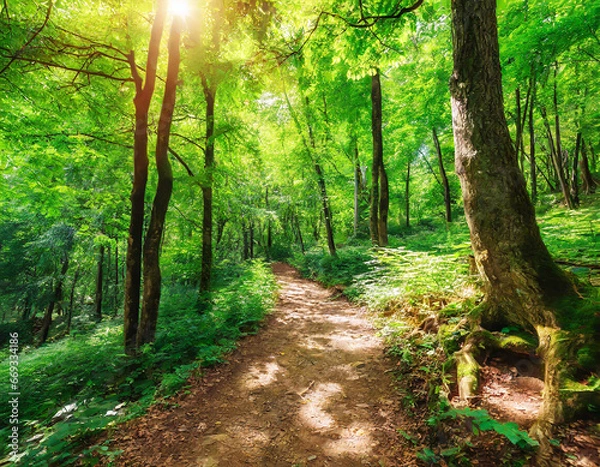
left=290, top=246, right=373, bottom=287
left=291, top=197, right=599, bottom=466
left=0, top=260, right=277, bottom=466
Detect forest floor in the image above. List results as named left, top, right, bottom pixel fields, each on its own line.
left=97, top=263, right=415, bottom=466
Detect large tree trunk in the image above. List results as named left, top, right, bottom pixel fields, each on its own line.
left=199, top=78, right=216, bottom=296
left=433, top=128, right=452, bottom=222
left=137, top=16, right=181, bottom=347
left=123, top=0, right=167, bottom=355
left=370, top=70, right=383, bottom=244
left=450, top=0, right=574, bottom=454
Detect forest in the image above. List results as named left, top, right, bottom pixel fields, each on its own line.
left=0, top=0, right=599, bottom=465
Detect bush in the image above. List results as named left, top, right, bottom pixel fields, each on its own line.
left=0, top=260, right=278, bottom=465
left=290, top=246, right=373, bottom=287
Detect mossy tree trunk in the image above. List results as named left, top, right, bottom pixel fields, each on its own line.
left=450, top=0, right=576, bottom=454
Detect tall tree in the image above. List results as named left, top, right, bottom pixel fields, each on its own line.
left=450, top=0, right=576, bottom=453
left=123, top=0, right=167, bottom=354
left=370, top=69, right=389, bottom=246
left=137, top=12, right=182, bottom=347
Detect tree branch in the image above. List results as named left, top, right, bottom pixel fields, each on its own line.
left=0, top=0, right=54, bottom=76
left=168, top=146, right=195, bottom=177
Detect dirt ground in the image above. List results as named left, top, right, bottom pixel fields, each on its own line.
left=100, top=263, right=415, bottom=466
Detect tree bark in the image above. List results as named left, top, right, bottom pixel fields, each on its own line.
left=450, top=0, right=574, bottom=449
left=137, top=15, right=181, bottom=347
left=123, top=0, right=167, bottom=355
left=370, top=70, right=383, bottom=244
left=199, top=77, right=216, bottom=296
left=433, top=128, right=452, bottom=222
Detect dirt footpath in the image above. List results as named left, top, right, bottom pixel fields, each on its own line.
left=104, top=263, right=414, bottom=466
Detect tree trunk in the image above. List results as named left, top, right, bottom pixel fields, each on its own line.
left=552, top=67, right=575, bottom=209
left=450, top=0, right=574, bottom=451
left=303, top=97, right=336, bottom=256
left=529, top=74, right=537, bottom=202
left=294, top=212, right=305, bottom=254
left=433, top=128, right=452, bottom=222
left=354, top=142, right=361, bottom=237
left=40, top=256, right=69, bottom=345
left=67, top=266, right=80, bottom=335
left=405, top=160, right=410, bottom=228
left=199, top=78, right=216, bottom=296
left=249, top=221, right=255, bottom=259
left=515, top=87, right=523, bottom=170
left=370, top=70, right=383, bottom=244
left=137, top=15, right=181, bottom=347
left=123, top=0, right=167, bottom=355
left=314, top=162, right=336, bottom=256
left=378, top=163, right=389, bottom=246
left=266, top=187, right=272, bottom=258
left=94, top=244, right=104, bottom=322
left=580, top=138, right=597, bottom=194
left=570, top=132, right=581, bottom=206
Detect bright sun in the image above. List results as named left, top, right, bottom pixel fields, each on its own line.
left=169, top=0, right=190, bottom=17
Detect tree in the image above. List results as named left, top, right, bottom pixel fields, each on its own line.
left=137, top=12, right=183, bottom=347
left=370, top=69, right=389, bottom=246
left=450, top=0, right=580, bottom=456
left=123, top=0, right=168, bottom=354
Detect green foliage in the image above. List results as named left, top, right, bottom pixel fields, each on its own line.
left=351, top=245, right=475, bottom=314
left=433, top=406, right=539, bottom=449
left=290, top=246, right=374, bottom=287
left=0, top=261, right=277, bottom=465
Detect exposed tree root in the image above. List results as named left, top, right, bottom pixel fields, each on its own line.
left=431, top=307, right=597, bottom=466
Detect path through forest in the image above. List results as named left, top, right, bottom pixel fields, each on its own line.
left=104, top=263, right=414, bottom=466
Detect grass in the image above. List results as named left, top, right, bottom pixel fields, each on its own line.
left=0, top=260, right=278, bottom=466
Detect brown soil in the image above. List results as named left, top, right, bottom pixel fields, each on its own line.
left=100, top=263, right=415, bottom=467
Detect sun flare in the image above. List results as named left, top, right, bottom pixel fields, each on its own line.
left=169, top=0, right=190, bottom=17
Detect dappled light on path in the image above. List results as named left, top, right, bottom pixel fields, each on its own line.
left=102, top=263, right=411, bottom=466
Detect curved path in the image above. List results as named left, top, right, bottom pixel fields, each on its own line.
left=105, top=264, right=414, bottom=466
